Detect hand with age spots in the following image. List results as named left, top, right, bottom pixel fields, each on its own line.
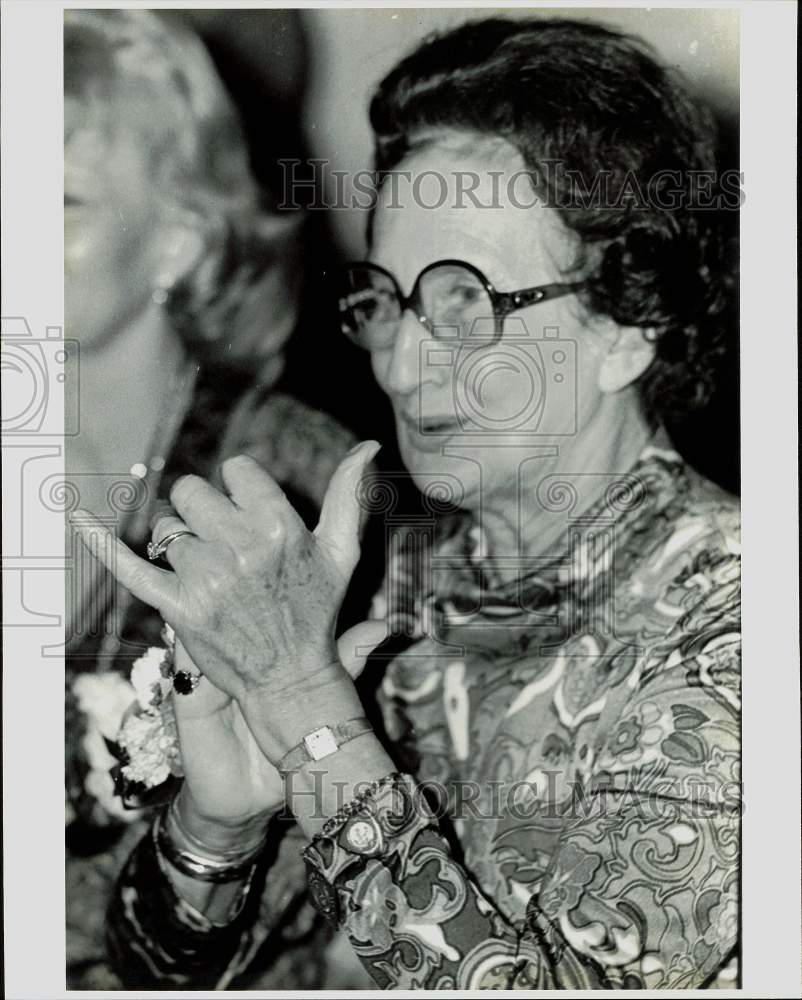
left=71, top=441, right=387, bottom=770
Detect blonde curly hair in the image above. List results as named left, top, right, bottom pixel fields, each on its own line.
left=64, top=8, right=301, bottom=365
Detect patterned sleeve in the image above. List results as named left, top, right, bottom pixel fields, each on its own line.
left=106, top=815, right=327, bottom=989
left=301, top=549, right=741, bottom=990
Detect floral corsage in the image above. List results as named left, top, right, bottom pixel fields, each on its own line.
left=110, top=624, right=201, bottom=808
left=69, top=625, right=204, bottom=822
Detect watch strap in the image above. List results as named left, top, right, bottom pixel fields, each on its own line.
left=278, top=717, right=372, bottom=776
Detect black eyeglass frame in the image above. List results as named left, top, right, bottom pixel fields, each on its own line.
left=339, top=258, right=585, bottom=345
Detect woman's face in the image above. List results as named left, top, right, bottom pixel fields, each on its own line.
left=65, top=97, right=167, bottom=346
left=368, top=140, right=611, bottom=505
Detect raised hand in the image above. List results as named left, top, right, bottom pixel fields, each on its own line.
left=71, top=441, right=382, bottom=765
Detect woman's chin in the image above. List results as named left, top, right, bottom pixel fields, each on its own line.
left=404, top=461, right=480, bottom=511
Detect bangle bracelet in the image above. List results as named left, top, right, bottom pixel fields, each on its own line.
left=167, top=794, right=269, bottom=862
left=155, top=809, right=267, bottom=884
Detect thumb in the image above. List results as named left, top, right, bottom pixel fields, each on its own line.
left=337, top=619, right=388, bottom=680
left=314, top=440, right=380, bottom=574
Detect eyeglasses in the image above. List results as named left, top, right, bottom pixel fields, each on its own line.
left=338, top=259, right=583, bottom=351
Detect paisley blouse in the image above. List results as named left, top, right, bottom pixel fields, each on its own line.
left=106, top=437, right=741, bottom=990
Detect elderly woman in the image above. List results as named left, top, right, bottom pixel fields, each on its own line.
left=63, top=9, right=363, bottom=988
left=77, top=17, right=740, bottom=991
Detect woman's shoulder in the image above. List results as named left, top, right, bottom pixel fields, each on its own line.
left=672, top=464, right=740, bottom=558
left=630, top=463, right=740, bottom=682
left=621, top=460, right=740, bottom=651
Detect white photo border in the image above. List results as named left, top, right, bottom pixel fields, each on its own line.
left=1, top=2, right=798, bottom=997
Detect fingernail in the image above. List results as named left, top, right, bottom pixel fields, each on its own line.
left=348, top=440, right=381, bottom=461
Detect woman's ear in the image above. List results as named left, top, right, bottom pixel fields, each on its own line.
left=597, top=326, right=657, bottom=394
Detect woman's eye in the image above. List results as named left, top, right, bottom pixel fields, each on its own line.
left=446, top=283, right=484, bottom=309
left=345, top=288, right=397, bottom=323
left=344, top=289, right=378, bottom=313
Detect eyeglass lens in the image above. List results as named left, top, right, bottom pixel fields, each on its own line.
left=341, top=264, right=494, bottom=349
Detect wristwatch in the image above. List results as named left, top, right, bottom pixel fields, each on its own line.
left=277, top=717, right=372, bottom=776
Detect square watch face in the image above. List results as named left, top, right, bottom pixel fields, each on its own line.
left=304, top=726, right=339, bottom=760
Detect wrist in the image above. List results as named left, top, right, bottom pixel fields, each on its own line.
left=175, top=785, right=275, bottom=854
left=155, top=807, right=263, bottom=922
left=242, top=667, right=365, bottom=766
left=285, top=734, right=397, bottom=839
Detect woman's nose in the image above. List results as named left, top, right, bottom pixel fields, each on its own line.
left=384, top=308, right=440, bottom=396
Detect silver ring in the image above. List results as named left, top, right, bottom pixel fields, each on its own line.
left=147, top=529, right=195, bottom=562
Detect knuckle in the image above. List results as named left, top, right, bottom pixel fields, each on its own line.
left=150, top=514, right=177, bottom=540
left=234, top=547, right=261, bottom=575
left=148, top=501, right=176, bottom=532
left=268, top=519, right=288, bottom=544
left=170, top=474, right=203, bottom=508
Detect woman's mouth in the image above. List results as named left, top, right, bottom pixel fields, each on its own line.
left=399, top=412, right=461, bottom=452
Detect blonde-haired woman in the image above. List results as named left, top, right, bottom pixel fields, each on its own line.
left=64, top=10, right=356, bottom=988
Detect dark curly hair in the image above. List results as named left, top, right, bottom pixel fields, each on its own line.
left=368, top=17, right=738, bottom=423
